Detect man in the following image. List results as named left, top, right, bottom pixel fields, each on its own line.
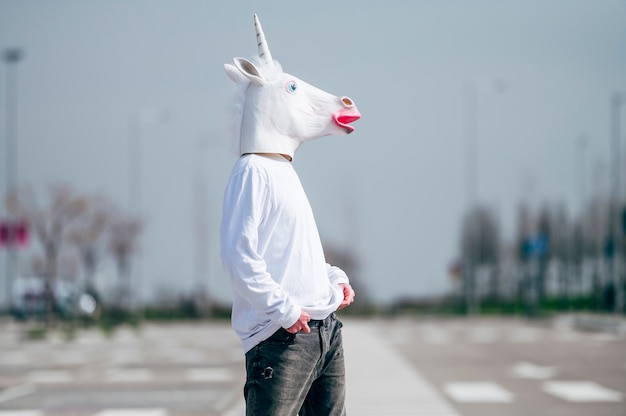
left=220, top=15, right=360, bottom=415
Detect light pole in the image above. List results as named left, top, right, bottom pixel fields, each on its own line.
left=576, top=133, right=589, bottom=214
left=193, top=134, right=211, bottom=315
left=127, top=107, right=169, bottom=310
left=3, top=48, right=24, bottom=310
left=610, top=91, right=626, bottom=315
left=463, top=77, right=505, bottom=315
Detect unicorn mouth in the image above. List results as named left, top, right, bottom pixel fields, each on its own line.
left=333, top=110, right=361, bottom=134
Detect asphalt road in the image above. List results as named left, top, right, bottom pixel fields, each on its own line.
left=0, top=316, right=624, bottom=416
left=378, top=316, right=626, bottom=416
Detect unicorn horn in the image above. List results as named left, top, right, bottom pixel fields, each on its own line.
left=254, top=14, right=273, bottom=65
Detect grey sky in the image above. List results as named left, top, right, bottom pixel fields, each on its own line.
left=1, top=1, right=625, bottom=305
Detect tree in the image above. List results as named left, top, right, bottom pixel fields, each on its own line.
left=6, top=184, right=88, bottom=326
left=460, top=205, right=500, bottom=311
left=107, top=210, right=142, bottom=309
left=68, top=195, right=112, bottom=304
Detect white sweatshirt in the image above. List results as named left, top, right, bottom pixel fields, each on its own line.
left=220, top=154, right=348, bottom=352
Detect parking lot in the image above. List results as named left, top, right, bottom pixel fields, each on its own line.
left=0, top=315, right=624, bottom=416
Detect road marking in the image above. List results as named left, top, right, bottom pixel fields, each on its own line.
left=0, top=411, right=43, bottom=416
left=444, top=382, right=514, bottom=403
left=92, top=409, right=168, bottom=416
left=106, top=369, right=153, bottom=383
left=344, top=322, right=460, bottom=415
left=510, top=361, right=557, bottom=380
left=542, top=381, right=624, bottom=402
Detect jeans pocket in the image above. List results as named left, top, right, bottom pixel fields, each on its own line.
left=261, top=328, right=296, bottom=346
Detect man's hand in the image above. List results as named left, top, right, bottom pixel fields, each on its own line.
left=286, top=310, right=311, bottom=334
left=338, top=283, right=355, bottom=310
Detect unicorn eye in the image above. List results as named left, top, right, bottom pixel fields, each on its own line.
left=286, top=81, right=297, bottom=93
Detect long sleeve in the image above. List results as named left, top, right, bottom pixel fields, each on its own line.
left=327, top=264, right=349, bottom=286
left=220, top=165, right=301, bottom=329
left=221, top=154, right=344, bottom=352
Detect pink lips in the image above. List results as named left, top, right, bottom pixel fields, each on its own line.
left=332, top=108, right=361, bottom=133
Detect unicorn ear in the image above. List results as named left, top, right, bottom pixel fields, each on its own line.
left=232, top=57, right=266, bottom=86
left=224, top=63, right=244, bottom=83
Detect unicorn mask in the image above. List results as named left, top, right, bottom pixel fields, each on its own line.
left=224, top=14, right=361, bottom=158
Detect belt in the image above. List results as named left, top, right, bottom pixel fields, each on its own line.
left=308, top=313, right=333, bottom=327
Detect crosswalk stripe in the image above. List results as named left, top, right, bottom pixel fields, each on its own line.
left=542, top=381, right=624, bottom=402
left=0, top=411, right=43, bottom=416
left=510, top=361, right=557, bottom=380
left=0, top=411, right=170, bottom=416
left=444, top=382, right=515, bottom=403
left=106, top=369, right=153, bottom=383
left=92, top=409, right=168, bottom=416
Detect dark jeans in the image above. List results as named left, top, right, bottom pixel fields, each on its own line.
left=244, top=313, right=346, bottom=416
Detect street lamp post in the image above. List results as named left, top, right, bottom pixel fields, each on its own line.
left=463, top=78, right=505, bottom=315
left=127, top=107, right=169, bottom=310
left=193, top=135, right=211, bottom=315
left=3, top=48, right=24, bottom=310
left=610, top=92, right=626, bottom=315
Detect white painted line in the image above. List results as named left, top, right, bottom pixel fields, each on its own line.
left=344, top=322, right=460, bottom=415
left=542, top=381, right=624, bottom=402
left=510, top=361, right=557, bottom=380
left=0, top=411, right=43, bottom=416
left=106, top=369, right=153, bottom=383
left=92, top=408, right=168, bottom=416
left=0, top=384, right=37, bottom=403
left=444, top=382, right=514, bottom=403
left=186, top=368, right=233, bottom=382
left=347, top=403, right=459, bottom=415
left=27, top=370, right=72, bottom=383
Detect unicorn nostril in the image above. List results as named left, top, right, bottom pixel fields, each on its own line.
left=341, top=97, right=354, bottom=108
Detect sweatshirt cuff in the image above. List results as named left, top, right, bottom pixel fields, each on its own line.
left=327, top=265, right=349, bottom=285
